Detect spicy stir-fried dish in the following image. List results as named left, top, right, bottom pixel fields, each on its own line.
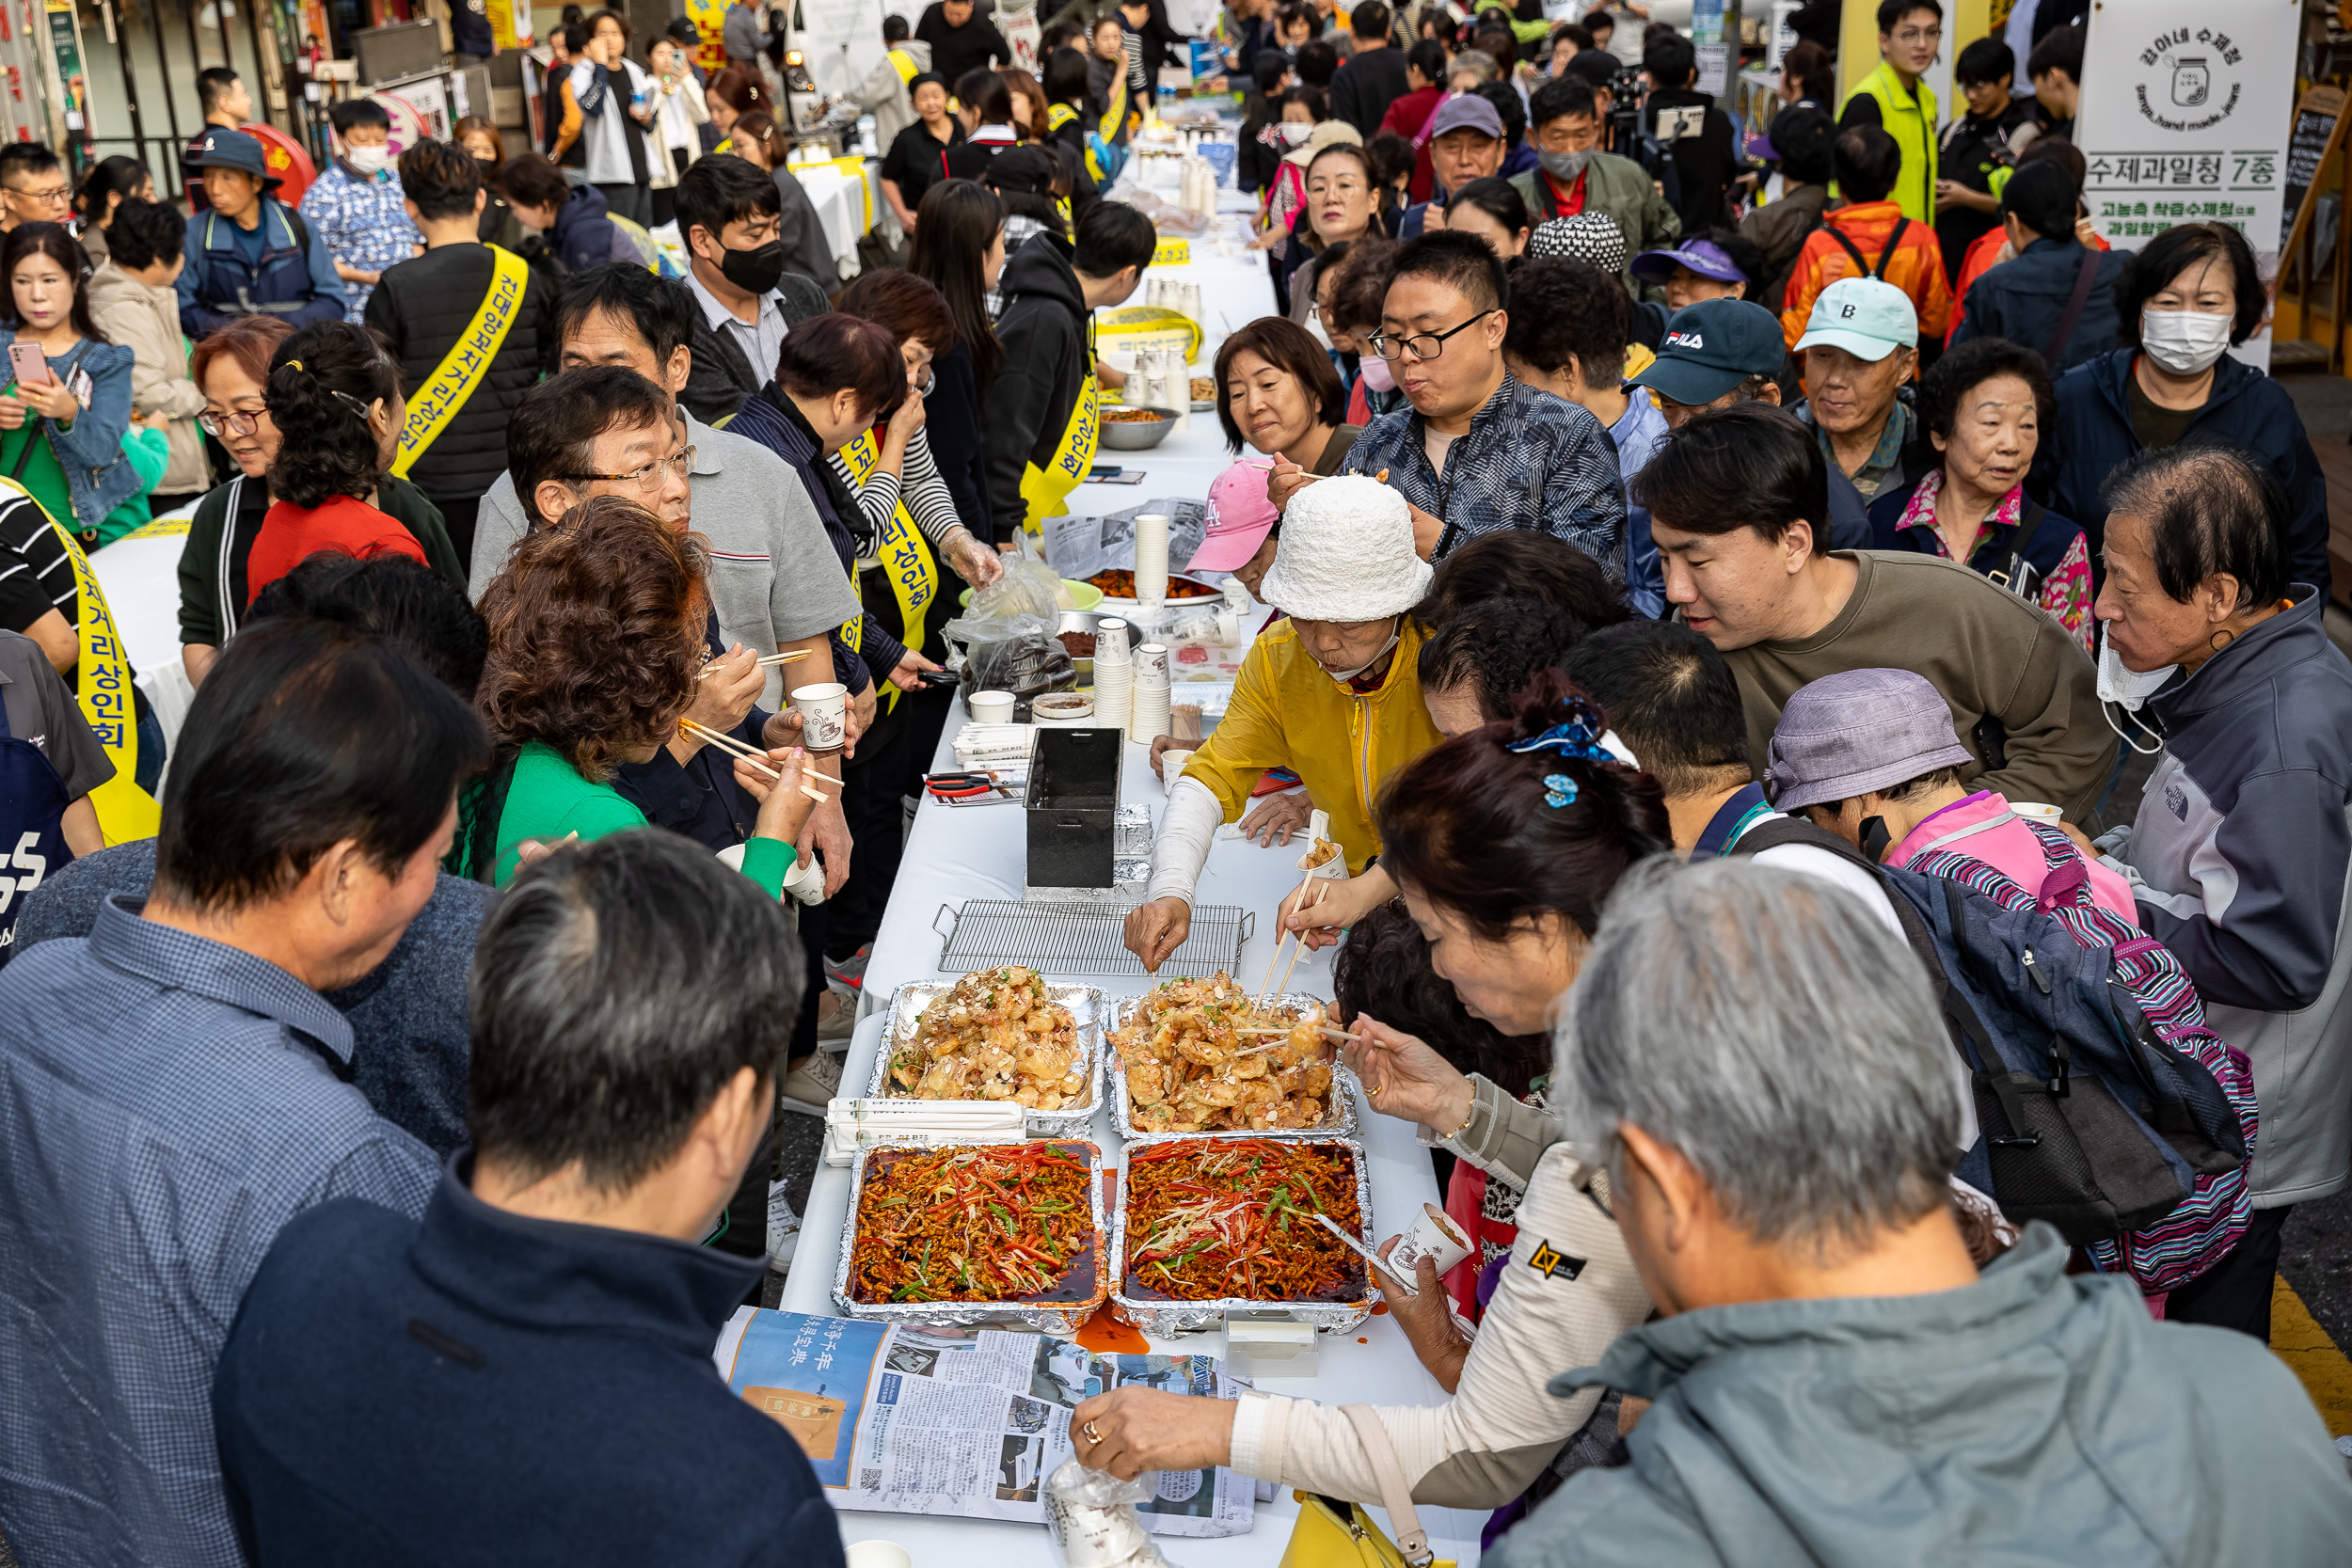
left=849, top=1142, right=1100, bottom=1305
left=1084, top=569, right=1218, bottom=599
left=1111, top=972, right=1335, bottom=1133
left=1122, top=1139, right=1365, bottom=1303
left=887, top=966, right=1089, bottom=1111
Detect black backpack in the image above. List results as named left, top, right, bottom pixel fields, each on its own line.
left=1733, top=818, right=2246, bottom=1243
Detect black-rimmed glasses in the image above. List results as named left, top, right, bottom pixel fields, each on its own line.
left=1363, top=309, right=1497, bottom=363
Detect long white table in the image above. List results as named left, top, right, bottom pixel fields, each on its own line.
left=781, top=700, right=1487, bottom=1567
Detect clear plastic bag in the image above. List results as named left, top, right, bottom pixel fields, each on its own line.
left=1042, top=1460, right=1176, bottom=1568
left=941, top=557, right=1075, bottom=705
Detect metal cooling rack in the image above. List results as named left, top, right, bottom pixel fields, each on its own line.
left=931, top=899, right=1252, bottom=977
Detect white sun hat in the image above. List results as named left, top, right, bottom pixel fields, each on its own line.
left=1256, top=475, right=1434, bottom=623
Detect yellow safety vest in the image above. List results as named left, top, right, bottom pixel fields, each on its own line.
left=835, top=428, right=942, bottom=713
left=390, top=245, right=528, bottom=480
left=1840, top=60, right=1939, bottom=225
left=0, top=480, right=161, bottom=843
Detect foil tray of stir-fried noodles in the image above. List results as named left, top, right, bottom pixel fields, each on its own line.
left=871, top=970, right=1103, bottom=1137
left=1110, top=1136, right=1376, bottom=1336
left=833, top=1139, right=1108, bottom=1332
left=1106, top=978, right=1359, bottom=1139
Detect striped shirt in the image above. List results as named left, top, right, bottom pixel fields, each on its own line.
left=0, top=490, right=76, bottom=634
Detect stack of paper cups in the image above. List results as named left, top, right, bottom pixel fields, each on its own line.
left=1093, top=616, right=1133, bottom=732
left=1134, top=513, right=1170, bottom=606
left=1129, top=642, right=1172, bottom=745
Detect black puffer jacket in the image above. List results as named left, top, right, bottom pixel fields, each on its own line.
left=362, top=243, right=560, bottom=505
left=985, top=230, right=1091, bottom=539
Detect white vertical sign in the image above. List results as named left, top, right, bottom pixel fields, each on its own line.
left=2075, top=0, right=2301, bottom=365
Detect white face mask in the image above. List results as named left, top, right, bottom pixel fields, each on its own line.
left=2095, top=621, right=2173, bottom=753
left=2139, top=309, right=2232, bottom=376
left=1323, top=626, right=1402, bottom=684
left=342, top=143, right=389, bottom=177
left=1279, top=122, right=1311, bottom=147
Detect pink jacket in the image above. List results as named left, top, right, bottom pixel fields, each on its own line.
left=1890, top=791, right=2139, bottom=922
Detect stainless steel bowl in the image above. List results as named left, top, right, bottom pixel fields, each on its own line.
left=1097, top=406, right=1180, bottom=451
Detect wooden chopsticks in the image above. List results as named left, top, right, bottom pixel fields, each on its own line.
left=679, top=719, right=841, bottom=802
left=700, top=648, right=811, bottom=678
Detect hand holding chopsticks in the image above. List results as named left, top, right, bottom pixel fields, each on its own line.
left=1256, top=871, right=1326, bottom=1008
left=681, top=719, right=841, bottom=804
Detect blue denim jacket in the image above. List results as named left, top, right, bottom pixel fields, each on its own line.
left=0, top=330, right=139, bottom=535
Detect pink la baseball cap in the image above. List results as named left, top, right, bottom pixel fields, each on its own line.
left=1188, top=459, right=1280, bottom=573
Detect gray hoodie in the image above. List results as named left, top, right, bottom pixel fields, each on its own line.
left=2104, top=587, right=2352, bottom=1207
left=1489, top=1226, right=2352, bottom=1567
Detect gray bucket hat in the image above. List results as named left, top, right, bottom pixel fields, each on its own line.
left=1765, top=668, right=1973, bottom=810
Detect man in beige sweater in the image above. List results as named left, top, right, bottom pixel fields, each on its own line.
left=1635, top=403, right=2115, bottom=822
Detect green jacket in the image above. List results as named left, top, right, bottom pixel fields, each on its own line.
left=1510, top=152, right=1681, bottom=289
left=1487, top=1226, right=2352, bottom=1567
left=177, top=471, right=467, bottom=649
left=1842, top=60, right=1939, bottom=224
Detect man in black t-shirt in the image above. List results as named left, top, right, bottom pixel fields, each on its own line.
left=1328, top=1, right=1409, bottom=136
left=1933, top=37, right=2038, bottom=284
left=1642, top=32, right=1742, bottom=238
left=914, top=0, right=1011, bottom=90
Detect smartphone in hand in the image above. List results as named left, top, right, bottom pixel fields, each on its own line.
left=8, top=342, right=50, bottom=388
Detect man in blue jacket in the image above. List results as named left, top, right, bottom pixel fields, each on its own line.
left=175, top=130, right=346, bottom=339
left=1950, top=159, right=2128, bottom=372
left=212, top=831, right=846, bottom=1567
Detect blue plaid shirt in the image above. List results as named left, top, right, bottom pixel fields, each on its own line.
left=1338, top=372, right=1629, bottom=579
left=298, top=162, right=423, bottom=322
left=0, top=895, right=437, bottom=1567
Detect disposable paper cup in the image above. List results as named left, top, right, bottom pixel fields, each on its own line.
left=967, top=689, right=1017, bottom=725
left=1133, top=641, right=1171, bottom=681
left=1159, top=747, right=1194, bottom=785
left=845, top=1543, right=913, bottom=1568
left=787, top=682, right=850, bottom=750
left=1134, top=513, right=1171, bottom=606
left=1386, top=1202, right=1472, bottom=1279
left=2010, top=801, right=2063, bottom=823
left=1094, top=617, right=1132, bottom=663
left=1295, top=838, right=1348, bottom=883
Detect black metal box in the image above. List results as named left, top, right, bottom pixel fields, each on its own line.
left=1026, top=729, right=1123, bottom=888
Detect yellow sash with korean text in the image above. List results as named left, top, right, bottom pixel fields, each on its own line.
left=0, top=481, right=160, bottom=843
left=837, top=429, right=941, bottom=713
left=389, top=245, right=528, bottom=480
left=1018, top=374, right=1098, bottom=535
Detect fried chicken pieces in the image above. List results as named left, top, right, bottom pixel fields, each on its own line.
left=1111, top=972, right=1335, bottom=1134
left=887, top=966, right=1089, bottom=1111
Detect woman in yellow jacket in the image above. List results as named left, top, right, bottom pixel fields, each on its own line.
left=1125, top=475, right=1443, bottom=972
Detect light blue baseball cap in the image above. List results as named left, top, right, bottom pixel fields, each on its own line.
left=1793, top=277, right=1918, bottom=361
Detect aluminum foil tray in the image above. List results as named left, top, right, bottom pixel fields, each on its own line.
left=870, top=975, right=1104, bottom=1138
left=1104, top=992, right=1360, bottom=1140
left=832, top=1137, right=1107, bottom=1335
left=1109, top=1134, right=1375, bottom=1337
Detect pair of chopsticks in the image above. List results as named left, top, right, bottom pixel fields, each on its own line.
left=1255, top=867, right=1326, bottom=1007
left=679, top=719, right=840, bottom=804
left=1311, top=1210, right=1418, bottom=1297
left=698, top=648, right=810, bottom=679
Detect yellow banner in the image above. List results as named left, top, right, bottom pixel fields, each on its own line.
left=0, top=481, right=162, bottom=844
left=390, top=245, right=527, bottom=479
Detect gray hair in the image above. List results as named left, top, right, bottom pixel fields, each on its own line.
left=1554, top=857, right=1961, bottom=1251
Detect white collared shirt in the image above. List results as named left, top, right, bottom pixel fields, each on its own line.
left=684, top=263, right=788, bottom=387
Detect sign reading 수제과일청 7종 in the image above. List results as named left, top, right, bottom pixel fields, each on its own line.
left=2074, top=0, right=2300, bottom=369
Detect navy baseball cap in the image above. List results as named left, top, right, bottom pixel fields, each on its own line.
left=189, top=129, right=280, bottom=190
left=1629, top=297, right=1786, bottom=406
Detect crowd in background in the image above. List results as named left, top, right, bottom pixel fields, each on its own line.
left=0, top=0, right=2350, bottom=1561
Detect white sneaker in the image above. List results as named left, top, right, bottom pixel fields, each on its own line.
left=767, top=1179, right=801, bottom=1271
left=779, top=1048, right=843, bottom=1117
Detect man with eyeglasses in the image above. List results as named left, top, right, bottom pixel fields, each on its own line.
left=0, top=145, right=69, bottom=235
left=1837, top=0, right=1945, bottom=225
left=1309, top=230, right=1626, bottom=572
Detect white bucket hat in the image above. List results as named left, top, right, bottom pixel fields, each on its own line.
left=1257, top=476, right=1434, bottom=623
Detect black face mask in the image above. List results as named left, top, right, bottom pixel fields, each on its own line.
left=718, top=239, right=787, bottom=295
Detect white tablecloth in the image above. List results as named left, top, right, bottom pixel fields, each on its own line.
left=791, top=162, right=876, bottom=280
left=783, top=698, right=1487, bottom=1567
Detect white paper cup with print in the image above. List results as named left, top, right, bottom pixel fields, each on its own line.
left=1386, top=1202, right=1472, bottom=1279
left=1094, top=616, right=1132, bottom=664
left=1158, top=747, right=1194, bottom=786
left=1132, top=641, right=1172, bottom=682
left=788, top=682, right=850, bottom=749
left=2010, top=801, right=2064, bottom=823
left=968, top=689, right=1018, bottom=725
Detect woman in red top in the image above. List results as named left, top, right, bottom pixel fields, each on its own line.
left=247, top=320, right=426, bottom=604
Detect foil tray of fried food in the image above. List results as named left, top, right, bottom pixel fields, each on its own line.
left=1105, top=974, right=1359, bottom=1139
left=872, top=969, right=1103, bottom=1138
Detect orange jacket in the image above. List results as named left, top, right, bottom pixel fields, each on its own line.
left=1778, top=199, right=1953, bottom=350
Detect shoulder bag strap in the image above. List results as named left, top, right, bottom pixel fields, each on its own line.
left=1339, top=1404, right=1432, bottom=1567
left=1823, top=222, right=1872, bottom=278
left=1871, top=216, right=1909, bottom=279
left=2042, top=246, right=2104, bottom=368
left=1993, top=499, right=2049, bottom=594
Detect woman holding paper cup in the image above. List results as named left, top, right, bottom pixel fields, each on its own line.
left=462, top=497, right=819, bottom=892
left=1077, top=682, right=1668, bottom=1507
left=1123, top=475, right=1443, bottom=972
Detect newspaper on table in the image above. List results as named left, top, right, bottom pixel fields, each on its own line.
left=717, top=1309, right=1254, bottom=1537
left=1043, top=501, right=1209, bottom=583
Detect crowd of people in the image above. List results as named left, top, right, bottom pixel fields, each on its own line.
left=1, top=0, right=2351, bottom=1561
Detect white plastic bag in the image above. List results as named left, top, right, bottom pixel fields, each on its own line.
left=1043, top=1460, right=1176, bottom=1568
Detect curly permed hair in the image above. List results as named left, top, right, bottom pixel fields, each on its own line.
left=475, top=495, right=709, bottom=782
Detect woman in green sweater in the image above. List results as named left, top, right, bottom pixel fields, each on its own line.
left=466, top=495, right=816, bottom=889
